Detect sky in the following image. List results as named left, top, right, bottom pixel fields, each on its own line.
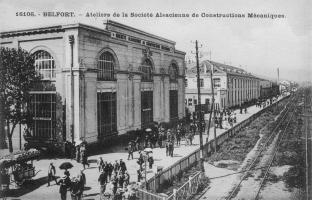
left=0, top=0, right=311, bottom=82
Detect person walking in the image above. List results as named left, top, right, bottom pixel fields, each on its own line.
left=137, top=169, right=142, bottom=183
left=98, top=170, right=107, bottom=200
left=97, top=157, right=104, bottom=172
left=148, top=155, right=154, bottom=169
left=81, top=149, right=89, bottom=169
left=78, top=170, right=86, bottom=196
left=120, top=159, right=127, bottom=173
left=169, top=140, right=174, bottom=157
left=127, top=142, right=134, bottom=160
left=70, top=177, right=82, bottom=200
left=47, top=162, right=58, bottom=187
left=58, top=176, right=69, bottom=200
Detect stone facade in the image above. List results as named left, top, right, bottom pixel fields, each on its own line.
left=0, top=21, right=185, bottom=147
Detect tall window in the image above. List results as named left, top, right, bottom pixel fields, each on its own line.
left=185, top=79, right=188, bottom=88
left=141, top=59, right=153, bottom=81
left=141, top=91, right=153, bottom=128
left=98, top=52, right=115, bottom=81
left=33, top=50, right=55, bottom=79
left=30, top=92, right=56, bottom=139
left=97, top=92, right=117, bottom=138
left=169, top=63, right=178, bottom=81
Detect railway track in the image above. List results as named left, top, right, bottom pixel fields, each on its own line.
left=225, top=92, right=300, bottom=200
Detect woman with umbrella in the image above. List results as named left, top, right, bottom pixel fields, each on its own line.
left=60, top=162, right=73, bottom=177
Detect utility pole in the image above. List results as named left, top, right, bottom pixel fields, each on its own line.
left=69, top=35, right=75, bottom=146
left=195, top=40, right=204, bottom=172
left=211, top=65, right=217, bottom=152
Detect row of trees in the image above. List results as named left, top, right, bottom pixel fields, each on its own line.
left=0, top=47, right=40, bottom=152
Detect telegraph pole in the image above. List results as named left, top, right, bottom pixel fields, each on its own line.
left=195, top=40, right=204, bottom=172
left=69, top=35, right=75, bottom=146
left=210, top=65, right=217, bottom=152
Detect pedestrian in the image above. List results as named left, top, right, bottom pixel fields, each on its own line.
left=124, top=171, right=130, bottom=187
left=244, top=107, right=247, bottom=114
left=169, top=140, right=174, bottom=157
left=75, top=144, right=80, bottom=163
left=137, top=151, right=144, bottom=171
left=80, top=149, right=89, bottom=169
left=111, top=175, right=118, bottom=194
left=219, top=116, right=223, bottom=129
left=98, top=170, right=107, bottom=200
left=117, top=172, right=125, bottom=188
left=127, top=142, right=134, bottom=160
left=120, top=159, right=127, bottom=173
left=165, top=140, right=169, bottom=156
left=113, top=160, right=120, bottom=175
left=70, top=177, right=82, bottom=200
left=77, top=170, right=86, bottom=196
left=148, top=155, right=154, bottom=169
left=157, top=133, right=163, bottom=148
left=137, top=169, right=142, bottom=183
left=134, top=136, right=140, bottom=151
left=233, top=113, right=237, bottom=123
left=78, top=170, right=86, bottom=186
left=97, top=157, right=104, bottom=172
left=176, top=130, right=181, bottom=146
left=47, top=162, right=58, bottom=187
left=107, top=162, right=113, bottom=181
left=58, top=176, right=69, bottom=200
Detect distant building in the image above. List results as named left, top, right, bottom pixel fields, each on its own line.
left=185, top=60, right=261, bottom=113
left=0, top=20, right=186, bottom=150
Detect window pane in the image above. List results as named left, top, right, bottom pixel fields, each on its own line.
left=98, top=52, right=115, bottom=81
left=33, top=50, right=55, bottom=79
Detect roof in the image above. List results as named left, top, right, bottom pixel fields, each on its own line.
left=186, top=60, right=258, bottom=79
left=0, top=23, right=111, bottom=38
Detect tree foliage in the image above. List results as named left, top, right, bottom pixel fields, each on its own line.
left=0, top=47, right=40, bottom=152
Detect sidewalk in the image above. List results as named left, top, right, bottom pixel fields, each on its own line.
left=2, top=98, right=280, bottom=200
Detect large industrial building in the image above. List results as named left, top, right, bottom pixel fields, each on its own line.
left=0, top=20, right=186, bottom=149
left=185, top=60, right=262, bottom=113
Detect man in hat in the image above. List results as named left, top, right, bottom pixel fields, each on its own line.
left=98, top=170, right=107, bottom=200
left=120, top=159, right=127, bottom=173
left=58, top=176, right=69, bottom=200
left=70, top=177, right=82, bottom=200
left=47, top=162, right=58, bottom=186
left=127, top=142, right=134, bottom=160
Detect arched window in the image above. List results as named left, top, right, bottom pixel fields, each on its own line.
left=169, top=63, right=179, bottom=81
left=33, top=50, right=55, bottom=79
left=141, top=59, right=153, bottom=82
left=98, top=52, right=115, bottom=81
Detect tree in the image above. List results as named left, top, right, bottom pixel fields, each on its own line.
left=0, top=47, right=40, bottom=152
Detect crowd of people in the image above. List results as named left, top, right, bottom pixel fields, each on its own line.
left=47, top=96, right=281, bottom=200
left=96, top=158, right=135, bottom=200
left=47, top=162, right=86, bottom=200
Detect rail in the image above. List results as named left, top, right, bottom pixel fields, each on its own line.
left=146, top=95, right=290, bottom=192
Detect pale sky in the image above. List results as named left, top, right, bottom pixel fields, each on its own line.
left=0, top=0, right=311, bottom=82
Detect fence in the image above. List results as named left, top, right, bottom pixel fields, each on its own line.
left=140, top=95, right=289, bottom=198
left=167, top=171, right=203, bottom=200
